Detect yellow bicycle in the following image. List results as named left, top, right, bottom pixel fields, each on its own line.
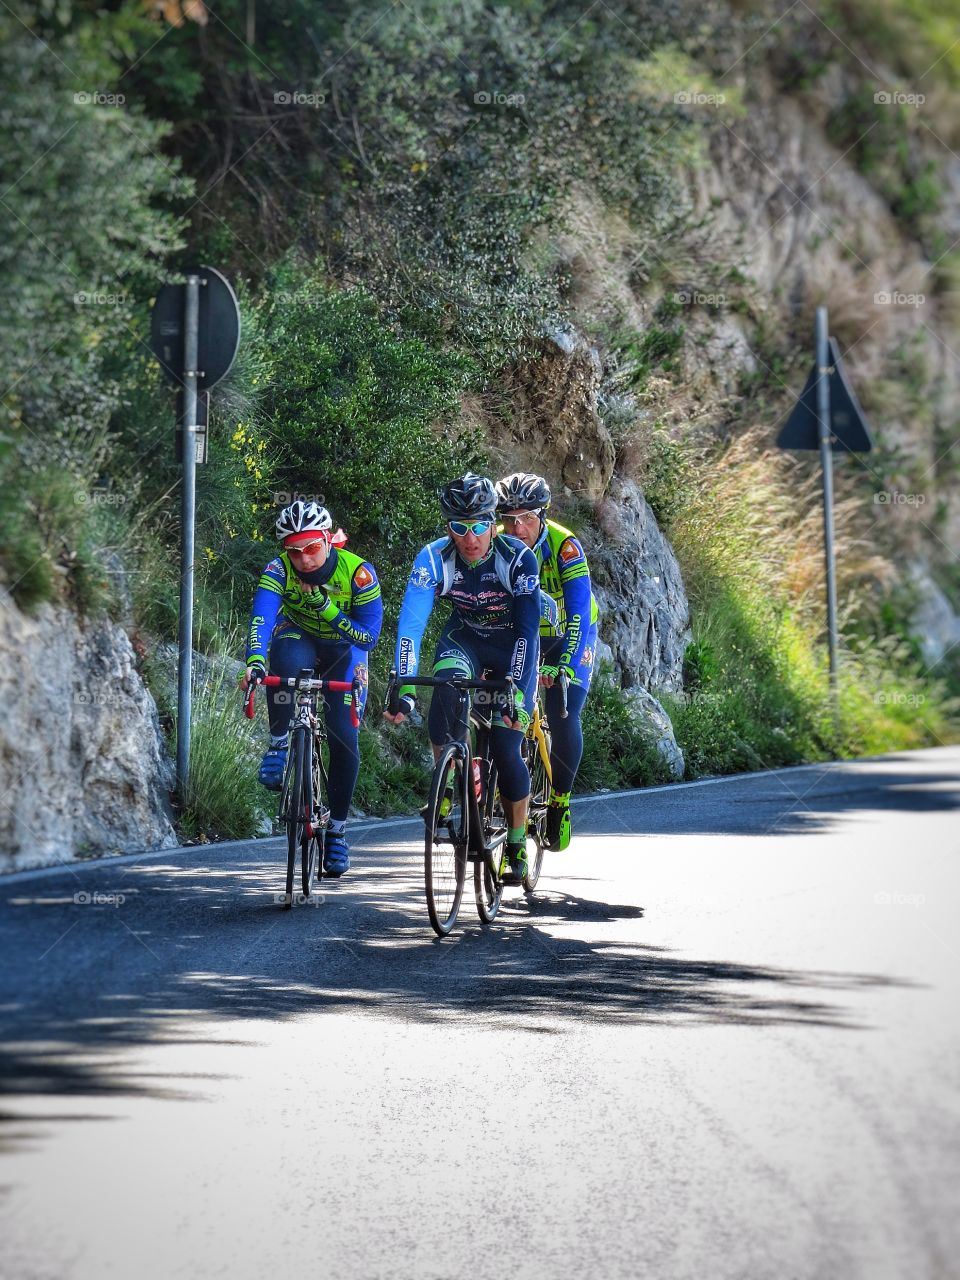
left=521, top=669, right=567, bottom=891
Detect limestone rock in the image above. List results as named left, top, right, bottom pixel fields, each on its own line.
left=909, top=566, right=960, bottom=669
left=623, top=687, right=685, bottom=781
left=499, top=329, right=616, bottom=502
left=0, top=589, right=177, bottom=869
left=591, top=478, right=691, bottom=693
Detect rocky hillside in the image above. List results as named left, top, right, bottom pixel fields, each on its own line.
left=2, top=0, right=957, bottom=864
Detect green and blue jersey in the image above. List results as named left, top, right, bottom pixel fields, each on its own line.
left=245, top=547, right=382, bottom=667
left=528, top=519, right=598, bottom=675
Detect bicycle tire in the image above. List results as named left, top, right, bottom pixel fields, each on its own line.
left=301, top=733, right=321, bottom=895
left=282, top=729, right=309, bottom=908
left=475, top=760, right=504, bottom=923
left=523, top=728, right=551, bottom=892
left=425, top=742, right=468, bottom=937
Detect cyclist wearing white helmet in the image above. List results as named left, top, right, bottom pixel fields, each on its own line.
left=496, top=472, right=599, bottom=852
left=244, top=499, right=382, bottom=877
left=384, top=473, right=542, bottom=884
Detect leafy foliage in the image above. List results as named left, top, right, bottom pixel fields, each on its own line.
left=0, top=15, right=188, bottom=605
left=259, top=263, right=484, bottom=581
left=579, top=667, right=677, bottom=791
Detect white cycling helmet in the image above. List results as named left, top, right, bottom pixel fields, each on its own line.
left=496, top=472, right=552, bottom=513
left=275, top=500, right=333, bottom=542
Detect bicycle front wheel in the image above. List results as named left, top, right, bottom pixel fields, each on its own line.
left=475, top=760, right=504, bottom=924
left=281, top=728, right=310, bottom=908
left=425, top=743, right=468, bottom=937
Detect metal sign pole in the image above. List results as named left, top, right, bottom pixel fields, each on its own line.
left=815, top=306, right=840, bottom=710
left=151, top=264, right=239, bottom=798
left=176, top=275, right=201, bottom=796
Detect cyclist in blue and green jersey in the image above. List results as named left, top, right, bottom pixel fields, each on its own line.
left=495, top=472, right=599, bottom=852
left=244, top=500, right=382, bottom=876
left=383, top=474, right=542, bottom=882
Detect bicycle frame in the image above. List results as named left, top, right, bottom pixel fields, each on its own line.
left=279, top=699, right=328, bottom=836
left=386, top=670, right=515, bottom=868
left=243, top=670, right=361, bottom=904
left=526, top=663, right=571, bottom=804
left=526, top=700, right=553, bottom=786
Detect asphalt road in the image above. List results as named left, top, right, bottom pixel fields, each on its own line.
left=2, top=747, right=959, bottom=1280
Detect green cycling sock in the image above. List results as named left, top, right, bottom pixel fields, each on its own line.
left=508, top=825, right=525, bottom=845
left=549, top=790, right=571, bottom=807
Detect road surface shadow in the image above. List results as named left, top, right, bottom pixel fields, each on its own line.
left=0, top=832, right=919, bottom=1128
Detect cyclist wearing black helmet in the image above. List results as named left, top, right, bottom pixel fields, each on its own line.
left=496, top=472, right=599, bottom=852
left=244, top=499, right=383, bottom=877
left=384, top=472, right=542, bottom=882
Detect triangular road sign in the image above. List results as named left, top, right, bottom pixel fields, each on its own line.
left=777, top=337, right=874, bottom=452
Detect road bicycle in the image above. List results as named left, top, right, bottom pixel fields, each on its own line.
left=244, top=670, right=360, bottom=909
left=386, top=671, right=518, bottom=937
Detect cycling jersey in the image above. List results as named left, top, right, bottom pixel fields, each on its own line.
left=245, top=546, right=382, bottom=666
left=528, top=519, right=598, bottom=675
left=394, top=533, right=541, bottom=720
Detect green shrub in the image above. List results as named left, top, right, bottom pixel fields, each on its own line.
left=638, top=424, right=691, bottom=531
left=579, top=667, right=678, bottom=791
left=258, top=263, right=485, bottom=583
left=176, top=652, right=272, bottom=841
left=0, top=18, right=188, bottom=606
left=658, top=429, right=958, bottom=778
left=353, top=722, right=432, bottom=817
left=826, top=88, right=942, bottom=233
left=113, top=0, right=690, bottom=367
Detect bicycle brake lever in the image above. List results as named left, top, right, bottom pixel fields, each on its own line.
left=384, top=668, right=400, bottom=716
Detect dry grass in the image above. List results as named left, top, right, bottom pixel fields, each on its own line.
left=668, top=426, right=894, bottom=620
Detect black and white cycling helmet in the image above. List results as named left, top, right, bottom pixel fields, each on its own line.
left=275, top=499, right=333, bottom=542
left=495, top=471, right=552, bottom=513
left=438, top=472, right=498, bottom=522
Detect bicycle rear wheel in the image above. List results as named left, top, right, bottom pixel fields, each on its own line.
left=301, top=735, right=321, bottom=895
left=523, top=729, right=551, bottom=892
left=425, top=743, right=468, bottom=937
left=475, top=759, right=504, bottom=923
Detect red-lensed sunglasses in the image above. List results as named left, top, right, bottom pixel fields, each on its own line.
left=285, top=538, right=329, bottom=556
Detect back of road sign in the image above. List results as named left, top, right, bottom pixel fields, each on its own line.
left=150, top=266, right=240, bottom=391
left=777, top=338, right=874, bottom=452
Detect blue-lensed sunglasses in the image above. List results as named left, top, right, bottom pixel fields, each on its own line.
left=448, top=518, right=493, bottom=536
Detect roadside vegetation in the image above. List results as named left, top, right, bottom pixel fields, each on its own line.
left=2, top=0, right=957, bottom=836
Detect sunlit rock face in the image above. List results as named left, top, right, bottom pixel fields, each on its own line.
left=487, top=328, right=691, bottom=716
left=590, top=477, right=690, bottom=697
left=0, top=588, right=177, bottom=869
left=500, top=329, right=616, bottom=504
